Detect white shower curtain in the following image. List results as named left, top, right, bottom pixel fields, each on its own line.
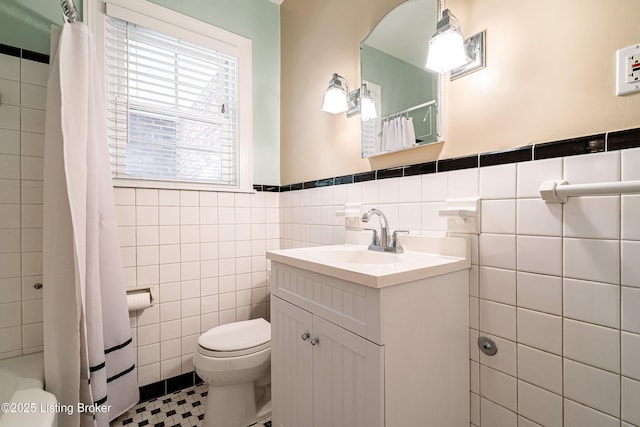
left=43, top=22, right=138, bottom=427
left=381, top=116, right=416, bottom=152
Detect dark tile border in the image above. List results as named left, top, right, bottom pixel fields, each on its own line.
left=376, top=167, right=403, bottom=180
left=253, top=126, right=640, bottom=192
left=437, top=155, right=478, bottom=172
left=480, top=146, right=532, bottom=167
left=608, top=128, right=640, bottom=151
left=139, top=371, right=200, bottom=403
left=403, top=161, right=436, bottom=177
left=353, top=171, right=376, bottom=183
left=21, top=49, right=50, bottom=64
left=0, top=44, right=21, bottom=58
left=534, top=134, right=605, bottom=160
left=0, top=43, right=49, bottom=64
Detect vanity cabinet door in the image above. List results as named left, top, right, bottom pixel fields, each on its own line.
left=312, top=316, right=384, bottom=427
left=271, top=296, right=313, bottom=427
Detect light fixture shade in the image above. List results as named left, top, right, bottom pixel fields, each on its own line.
left=322, top=73, right=349, bottom=114
left=425, top=28, right=467, bottom=73
left=360, top=97, right=377, bottom=121
left=425, top=9, right=469, bottom=74
left=322, top=86, right=348, bottom=114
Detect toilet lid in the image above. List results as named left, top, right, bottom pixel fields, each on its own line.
left=198, top=318, right=270, bottom=353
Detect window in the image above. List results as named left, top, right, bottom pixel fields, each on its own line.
left=90, top=0, right=252, bottom=191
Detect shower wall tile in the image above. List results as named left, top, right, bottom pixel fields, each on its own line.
left=517, top=344, right=562, bottom=394
left=563, top=151, right=620, bottom=185
left=479, top=267, right=516, bottom=305
left=563, top=196, right=620, bottom=239
left=516, top=272, right=562, bottom=315
left=0, top=59, right=46, bottom=360
left=517, top=380, right=562, bottom=427
left=563, top=278, right=620, bottom=328
left=478, top=333, right=516, bottom=376
left=622, top=332, right=640, bottom=381
left=479, top=234, right=516, bottom=270
left=516, top=236, right=562, bottom=276
left=563, top=318, right=620, bottom=373
left=622, top=286, right=640, bottom=334
left=564, top=359, right=620, bottom=417
left=563, top=398, right=620, bottom=427
left=0, top=79, right=20, bottom=105
left=481, top=397, right=517, bottom=426
left=480, top=365, right=517, bottom=411
left=0, top=130, right=20, bottom=156
left=563, top=238, right=619, bottom=284
left=20, top=58, right=48, bottom=86
left=479, top=163, right=517, bottom=199
left=517, top=158, right=563, bottom=198
left=622, top=377, right=640, bottom=425
left=481, top=200, right=516, bottom=234
left=517, top=308, right=562, bottom=355
left=0, top=54, right=20, bottom=81
left=516, top=199, right=562, bottom=236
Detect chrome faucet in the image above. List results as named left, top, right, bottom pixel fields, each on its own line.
left=361, top=208, right=408, bottom=253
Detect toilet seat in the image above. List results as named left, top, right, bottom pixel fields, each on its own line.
left=197, top=318, right=271, bottom=358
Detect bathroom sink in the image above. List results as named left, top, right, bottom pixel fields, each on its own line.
left=310, top=247, right=402, bottom=265
left=267, top=233, right=470, bottom=288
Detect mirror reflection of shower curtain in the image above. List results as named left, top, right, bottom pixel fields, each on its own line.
left=43, top=22, right=138, bottom=427
left=381, top=116, right=416, bottom=152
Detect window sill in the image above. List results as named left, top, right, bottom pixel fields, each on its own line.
left=112, top=178, right=256, bottom=194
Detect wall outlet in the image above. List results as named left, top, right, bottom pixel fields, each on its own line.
left=617, top=43, right=640, bottom=96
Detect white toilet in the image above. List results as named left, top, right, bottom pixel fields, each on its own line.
left=193, top=318, right=271, bottom=427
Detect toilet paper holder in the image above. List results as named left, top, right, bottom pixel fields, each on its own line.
left=126, top=286, right=155, bottom=311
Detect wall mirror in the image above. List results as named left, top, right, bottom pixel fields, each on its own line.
left=361, top=0, right=443, bottom=158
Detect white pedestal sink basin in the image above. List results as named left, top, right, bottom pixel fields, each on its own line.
left=267, top=232, right=470, bottom=288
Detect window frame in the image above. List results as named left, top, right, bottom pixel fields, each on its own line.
left=85, top=0, right=253, bottom=193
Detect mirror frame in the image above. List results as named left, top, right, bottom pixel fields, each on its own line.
left=360, top=0, right=444, bottom=158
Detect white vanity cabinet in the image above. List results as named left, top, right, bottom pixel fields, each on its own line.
left=269, top=257, right=470, bottom=427
left=271, top=295, right=384, bottom=427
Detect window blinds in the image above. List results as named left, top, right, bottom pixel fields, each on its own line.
left=105, top=16, right=239, bottom=186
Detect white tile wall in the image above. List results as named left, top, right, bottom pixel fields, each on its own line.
left=115, top=187, right=279, bottom=385
left=278, top=148, right=640, bottom=426
left=0, top=54, right=46, bottom=359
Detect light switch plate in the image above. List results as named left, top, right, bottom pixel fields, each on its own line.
left=617, top=43, right=640, bottom=96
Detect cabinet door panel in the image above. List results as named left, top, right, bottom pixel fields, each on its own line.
left=312, top=316, right=384, bottom=427
left=271, top=296, right=313, bottom=427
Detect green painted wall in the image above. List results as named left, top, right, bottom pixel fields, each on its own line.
left=361, top=44, right=438, bottom=143
left=0, top=0, right=281, bottom=185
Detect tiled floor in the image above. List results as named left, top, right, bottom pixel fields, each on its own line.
left=110, top=383, right=272, bottom=427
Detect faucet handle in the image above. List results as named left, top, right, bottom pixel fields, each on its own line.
left=391, top=230, right=409, bottom=249
left=363, top=228, right=380, bottom=246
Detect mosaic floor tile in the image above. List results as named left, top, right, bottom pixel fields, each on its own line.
left=110, top=383, right=271, bottom=427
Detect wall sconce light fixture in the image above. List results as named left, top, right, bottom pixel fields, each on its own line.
left=322, top=73, right=350, bottom=114
left=359, top=83, right=377, bottom=121
left=425, top=9, right=486, bottom=80
left=322, top=73, right=377, bottom=121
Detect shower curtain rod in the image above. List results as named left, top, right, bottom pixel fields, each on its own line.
left=382, top=99, right=437, bottom=121
left=61, top=0, right=78, bottom=23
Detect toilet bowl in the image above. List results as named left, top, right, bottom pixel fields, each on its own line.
left=194, top=318, right=271, bottom=427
